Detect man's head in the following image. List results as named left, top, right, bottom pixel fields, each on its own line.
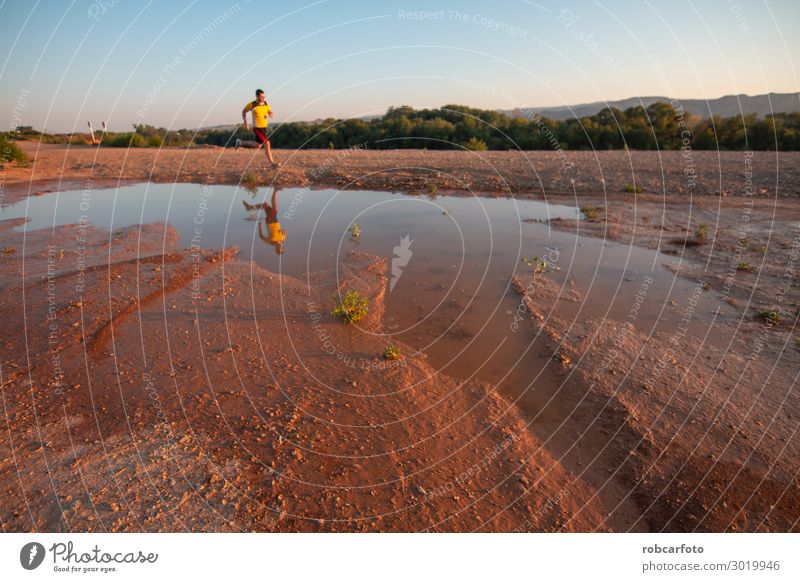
left=255, top=89, right=265, bottom=103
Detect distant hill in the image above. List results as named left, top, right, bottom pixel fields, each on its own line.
left=500, top=92, right=799, bottom=120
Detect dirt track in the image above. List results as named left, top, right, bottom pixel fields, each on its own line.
left=4, top=142, right=800, bottom=200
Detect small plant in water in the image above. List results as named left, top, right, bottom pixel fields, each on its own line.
left=349, top=223, right=361, bottom=239
left=522, top=256, right=550, bottom=274
left=580, top=205, right=602, bottom=222
left=383, top=343, right=401, bottom=360
left=332, top=290, right=368, bottom=324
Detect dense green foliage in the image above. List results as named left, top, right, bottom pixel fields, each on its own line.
left=14, top=103, right=800, bottom=151
left=265, top=103, right=800, bottom=151
left=106, top=125, right=197, bottom=147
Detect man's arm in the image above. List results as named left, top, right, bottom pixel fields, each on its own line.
left=268, top=103, right=274, bottom=120
left=241, top=103, right=252, bottom=129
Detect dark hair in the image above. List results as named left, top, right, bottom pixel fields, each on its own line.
left=255, top=89, right=265, bottom=97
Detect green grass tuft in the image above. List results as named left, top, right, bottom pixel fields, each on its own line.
left=332, top=290, right=369, bottom=324
left=758, top=309, right=782, bottom=325
left=242, top=170, right=259, bottom=186
left=383, top=343, right=401, bottom=360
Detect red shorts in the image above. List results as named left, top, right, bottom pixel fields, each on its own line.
left=253, top=127, right=269, bottom=144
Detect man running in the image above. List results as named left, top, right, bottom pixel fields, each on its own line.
left=242, top=89, right=277, bottom=167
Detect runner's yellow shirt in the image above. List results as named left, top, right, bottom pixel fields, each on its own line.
left=267, top=221, right=286, bottom=243
left=243, top=100, right=272, bottom=128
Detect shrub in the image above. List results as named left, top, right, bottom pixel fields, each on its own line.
left=463, top=137, right=488, bottom=151
left=737, top=262, right=754, bottom=272
left=0, top=133, right=28, bottom=167
left=695, top=223, right=709, bottom=241
left=107, top=133, right=147, bottom=147
left=624, top=183, right=644, bottom=193
left=332, top=290, right=369, bottom=324
left=242, top=170, right=259, bottom=187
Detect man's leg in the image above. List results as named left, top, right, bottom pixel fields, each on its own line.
left=254, top=127, right=272, bottom=162
left=243, top=200, right=271, bottom=211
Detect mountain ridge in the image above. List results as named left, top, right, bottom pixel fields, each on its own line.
left=499, top=92, right=799, bottom=120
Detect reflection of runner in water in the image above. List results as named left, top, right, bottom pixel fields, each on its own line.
left=243, top=190, right=286, bottom=254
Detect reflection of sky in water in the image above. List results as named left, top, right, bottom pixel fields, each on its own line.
left=0, top=183, right=579, bottom=278
left=2, top=183, right=710, bottom=407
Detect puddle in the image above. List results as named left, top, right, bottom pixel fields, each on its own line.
left=2, top=183, right=717, bottom=417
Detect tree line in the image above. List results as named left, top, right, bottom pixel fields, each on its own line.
left=14, top=102, right=800, bottom=151
left=195, top=102, right=800, bottom=151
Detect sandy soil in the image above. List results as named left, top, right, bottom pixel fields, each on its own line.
left=3, top=141, right=800, bottom=200
left=0, top=144, right=797, bottom=531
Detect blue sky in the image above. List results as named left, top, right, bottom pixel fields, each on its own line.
left=1, top=0, right=798, bottom=133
